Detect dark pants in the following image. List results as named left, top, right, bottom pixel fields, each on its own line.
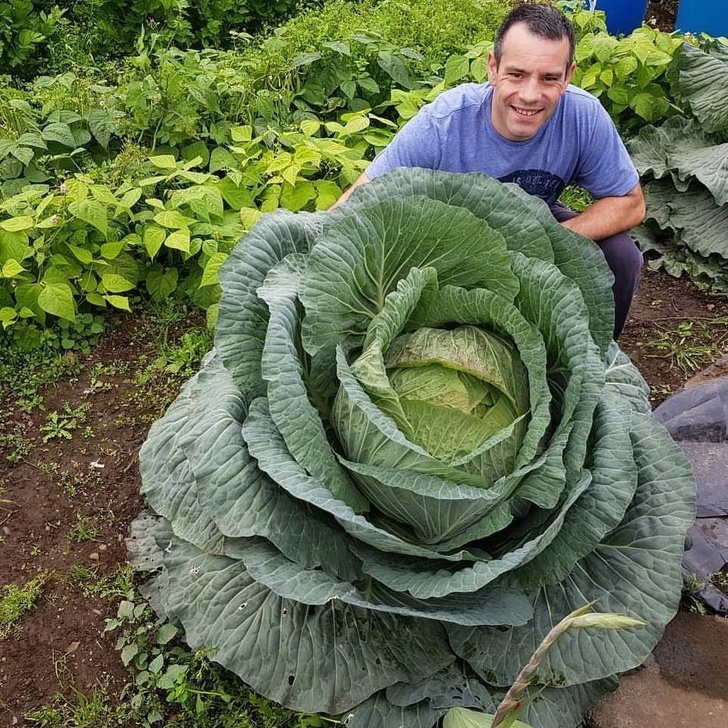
left=550, top=201, right=643, bottom=340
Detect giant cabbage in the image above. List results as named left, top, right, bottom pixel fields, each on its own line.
left=130, top=169, right=695, bottom=728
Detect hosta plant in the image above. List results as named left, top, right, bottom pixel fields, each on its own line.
left=130, top=169, right=695, bottom=728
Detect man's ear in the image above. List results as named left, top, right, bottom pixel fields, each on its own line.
left=487, top=51, right=498, bottom=83
left=564, top=60, right=576, bottom=87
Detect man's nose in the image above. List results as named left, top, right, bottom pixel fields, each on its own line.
left=518, top=77, right=541, bottom=103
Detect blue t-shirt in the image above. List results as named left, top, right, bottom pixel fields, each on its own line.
left=366, top=83, right=638, bottom=206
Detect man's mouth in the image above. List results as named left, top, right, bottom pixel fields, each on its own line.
left=513, top=106, right=540, bottom=117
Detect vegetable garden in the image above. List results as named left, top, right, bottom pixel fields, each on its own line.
left=1, top=1, right=728, bottom=727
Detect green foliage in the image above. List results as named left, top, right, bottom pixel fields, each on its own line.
left=0, top=111, right=390, bottom=332
left=0, top=571, right=47, bottom=638
left=0, top=1, right=66, bottom=80
left=40, top=404, right=84, bottom=442
left=102, top=596, right=331, bottom=727
left=0, top=0, right=693, bottom=347
left=67, top=512, right=100, bottom=542
left=628, top=39, right=728, bottom=291
left=41, top=0, right=322, bottom=62
left=566, top=5, right=683, bottom=135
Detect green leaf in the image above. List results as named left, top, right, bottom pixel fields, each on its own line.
left=38, top=282, right=75, bottom=320
left=280, top=180, right=316, bottom=212
left=154, top=210, right=195, bottom=229
left=444, top=55, right=470, bottom=86
left=149, top=155, right=178, bottom=171
left=41, top=122, right=77, bottom=148
left=200, top=252, right=228, bottom=287
left=87, top=108, right=115, bottom=149
left=120, top=642, right=138, bottom=667
left=146, top=265, right=179, bottom=300
left=101, top=241, right=126, bottom=259
left=68, top=199, right=108, bottom=236
left=101, top=273, right=135, bottom=293
left=143, top=225, right=167, bottom=259
left=68, top=245, right=93, bottom=265
left=314, top=180, right=342, bottom=210
left=1, top=259, right=24, bottom=278
left=156, top=622, right=178, bottom=645
left=104, top=294, right=131, bottom=311
left=164, top=229, right=191, bottom=252
left=0, top=216, right=34, bottom=232
left=287, top=51, right=322, bottom=70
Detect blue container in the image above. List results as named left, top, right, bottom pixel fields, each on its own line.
left=595, top=0, right=648, bottom=36
left=676, top=0, right=728, bottom=37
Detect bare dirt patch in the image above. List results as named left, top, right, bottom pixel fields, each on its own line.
left=0, top=312, right=197, bottom=724
left=0, top=264, right=726, bottom=724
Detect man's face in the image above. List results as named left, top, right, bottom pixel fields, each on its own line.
left=487, top=23, right=575, bottom=142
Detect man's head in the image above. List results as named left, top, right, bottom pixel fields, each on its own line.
left=488, top=3, right=576, bottom=142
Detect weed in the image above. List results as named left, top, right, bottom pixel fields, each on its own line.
left=40, top=403, right=90, bottom=443
left=0, top=430, right=33, bottom=463
left=681, top=571, right=709, bottom=615
left=711, top=565, right=728, bottom=594
left=642, top=319, right=728, bottom=375
left=66, top=564, right=136, bottom=600
left=151, top=327, right=212, bottom=377
left=0, top=572, right=47, bottom=639
left=86, top=360, right=128, bottom=394
left=67, top=513, right=100, bottom=542
left=103, top=593, right=332, bottom=727
left=24, top=682, right=135, bottom=727
left=0, top=337, right=83, bottom=413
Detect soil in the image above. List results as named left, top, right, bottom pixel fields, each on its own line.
left=0, top=264, right=727, bottom=725
left=645, top=0, right=678, bottom=33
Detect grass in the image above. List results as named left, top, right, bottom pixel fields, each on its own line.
left=641, top=318, right=728, bottom=374
left=0, top=572, right=47, bottom=639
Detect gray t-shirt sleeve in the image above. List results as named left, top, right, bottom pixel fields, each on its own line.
left=573, top=100, right=639, bottom=199
left=366, top=108, right=441, bottom=179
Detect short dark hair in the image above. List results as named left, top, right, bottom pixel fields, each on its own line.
left=493, top=3, right=576, bottom=69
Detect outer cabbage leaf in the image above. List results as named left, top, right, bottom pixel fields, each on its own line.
left=677, top=41, right=728, bottom=135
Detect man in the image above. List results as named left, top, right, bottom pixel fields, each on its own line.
left=336, top=3, right=645, bottom=339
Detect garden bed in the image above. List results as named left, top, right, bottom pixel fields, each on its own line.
left=1, top=264, right=727, bottom=725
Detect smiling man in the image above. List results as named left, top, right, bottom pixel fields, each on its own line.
left=336, top=3, right=645, bottom=339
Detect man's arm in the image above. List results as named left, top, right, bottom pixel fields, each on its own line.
left=331, top=172, right=371, bottom=209
left=560, top=183, right=645, bottom=242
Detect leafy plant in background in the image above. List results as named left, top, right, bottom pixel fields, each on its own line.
left=0, top=0, right=66, bottom=80
left=628, top=38, right=728, bottom=292
left=130, top=169, right=695, bottom=728
left=565, top=3, right=683, bottom=135
left=0, top=110, right=388, bottom=335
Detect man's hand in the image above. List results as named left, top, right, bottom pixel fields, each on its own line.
left=559, top=183, right=645, bottom=241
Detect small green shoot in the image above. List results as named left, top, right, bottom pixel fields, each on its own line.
left=67, top=513, right=100, bottom=542
left=0, top=572, right=47, bottom=639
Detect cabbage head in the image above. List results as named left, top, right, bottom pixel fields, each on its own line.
left=131, top=169, right=695, bottom=728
